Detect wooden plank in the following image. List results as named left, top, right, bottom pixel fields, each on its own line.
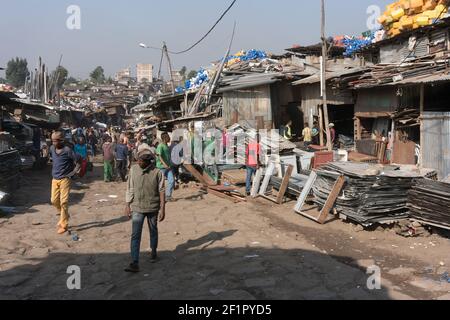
left=202, top=171, right=218, bottom=186
left=317, top=175, right=346, bottom=224
left=294, top=171, right=317, bottom=212
left=251, top=168, right=264, bottom=198
left=355, top=112, right=393, bottom=118
left=183, top=164, right=209, bottom=186
left=259, top=162, right=276, bottom=196
left=275, top=165, right=294, bottom=204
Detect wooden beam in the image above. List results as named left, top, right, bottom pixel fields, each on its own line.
left=419, top=83, right=425, bottom=168
left=183, top=164, right=209, bottom=186
left=355, top=112, right=392, bottom=118
left=317, top=175, right=345, bottom=224
left=275, top=165, right=294, bottom=204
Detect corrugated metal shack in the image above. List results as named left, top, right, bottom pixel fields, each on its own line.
left=344, top=17, right=450, bottom=177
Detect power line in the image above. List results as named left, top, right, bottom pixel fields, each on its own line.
left=171, top=0, right=238, bottom=55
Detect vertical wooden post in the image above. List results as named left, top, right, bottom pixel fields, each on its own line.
left=419, top=84, right=425, bottom=168
left=321, top=0, right=332, bottom=151
left=319, top=106, right=324, bottom=146
left=163, top=43, right=175, bottom=95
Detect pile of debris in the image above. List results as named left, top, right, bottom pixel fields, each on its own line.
left=223, top=50, right=303, bottom=75
left=348, top=55, right=450, bottom=89
left=409, top=179, right=450, bottom=230
left=392, top=108, right=421, bottom=129
left=314, top=162, right=437, bottom=226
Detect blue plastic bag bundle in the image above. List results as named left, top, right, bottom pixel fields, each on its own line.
left=343, top=33, right=375, bottom=57
left=185, top=68, right=210, bottom=91
left=226, top=49, right=267, bottom=63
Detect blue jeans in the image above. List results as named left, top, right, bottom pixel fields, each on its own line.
left=246, top=166, right=257, bottom=194
left=160, top=168, right=175, bottom=198
left=131, top=212, right=158, bottom=264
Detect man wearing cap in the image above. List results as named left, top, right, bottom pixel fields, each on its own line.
left=50, top=131, right=81, bottom=235
left=125, top=149, right=166, bottom=273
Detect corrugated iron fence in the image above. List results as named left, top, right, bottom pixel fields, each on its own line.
left=422, top=112, right=450, bottom=179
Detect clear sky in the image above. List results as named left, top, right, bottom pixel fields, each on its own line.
left=0, top=0, right=392, bottom=79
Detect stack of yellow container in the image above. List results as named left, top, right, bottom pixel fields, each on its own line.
left=378, top=0, right=449, bottom=37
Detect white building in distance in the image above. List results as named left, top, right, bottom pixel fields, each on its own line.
left=137, top=64, right=153, bottom=83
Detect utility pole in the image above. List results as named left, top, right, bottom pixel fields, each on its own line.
left=321, top=0, right=332, bottom=151
left=163, top=42, right=176, bottom=95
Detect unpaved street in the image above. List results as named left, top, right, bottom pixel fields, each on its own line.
left=1, top=164, right=450, bottom=300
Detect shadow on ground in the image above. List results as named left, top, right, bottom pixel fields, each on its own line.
left=1, top=165, right=110, bottom=219
left=0, top=231, right=394, bottom=300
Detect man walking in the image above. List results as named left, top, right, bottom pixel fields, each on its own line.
left=156, top=133, right=175, bottom=201
left=245, top=132, right=261, bottom=196
left=125, top=150, right=166, bottom=273
left=102, top=136, right=114, bottom=182
left=115, top=137, right=129, bottom=182
left=50, top=131, right=81, bottom=235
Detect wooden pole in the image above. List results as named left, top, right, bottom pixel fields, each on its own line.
left=163, top=42, right=176, bottom=95
left=419, top=84, right=425, bottom=168
left=321, top=0, right=332, bottom=151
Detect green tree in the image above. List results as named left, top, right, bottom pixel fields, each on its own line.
left=65, top=77, right=78, bottom=85
left=187, top=70, right=197, bottom=80
left=180, top=66, right=187, bottom=76
left=53, top=66, right=69, bottom=88
left=90, top=66, right=105, bottom=84
left=105, top=77, right=114, bottom=84
left=5, top=57, right=29, bottom=88
left=0, top=77, right=6, bottom=84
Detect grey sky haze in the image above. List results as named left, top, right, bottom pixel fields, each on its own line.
left=0, top=0, right=392, bottom=79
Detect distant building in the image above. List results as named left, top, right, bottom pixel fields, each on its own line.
left=115, top=68, right=131, bottom=82
left=137, top=64, right=153, bottom=84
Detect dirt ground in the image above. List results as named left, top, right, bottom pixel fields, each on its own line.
left=1, top=163, right=450, bottom=300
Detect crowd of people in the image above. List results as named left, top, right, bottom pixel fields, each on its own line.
left=47, top=124, right=184, bottom=272
left=46, top=120, right=337, bottom=272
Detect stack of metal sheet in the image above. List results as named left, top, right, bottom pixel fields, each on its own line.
left=270, top=174, right=310, bottom=198
left=314, top=162, right=437, bottom=226
left=408, top=179, right=450, bottom=230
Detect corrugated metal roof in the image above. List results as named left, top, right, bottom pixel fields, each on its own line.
left=217, top=73, right=283, bottom=93
left=389, top=72, right=450, bottom=85
left=292, top=67, right=366, bottom=86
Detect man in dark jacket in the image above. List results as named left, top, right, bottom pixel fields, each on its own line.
left=50, top=131, right=81, bottom=235
left=124, top=149, right=166, bottom=273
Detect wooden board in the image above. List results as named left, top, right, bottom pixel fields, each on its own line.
left=275, top=165, right=294, bottom=204
left=183, top=164, right=216, bottom=186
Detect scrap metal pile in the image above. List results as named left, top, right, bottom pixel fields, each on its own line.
left=392, top=108, right=421, bottom=129
left=224, top=50, right=304, bottom=75
left=347, top=54, right=450, bottom=88
left=408, top=179, right=450, bottom=229
left=313, top=162, right=437, bottom=226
